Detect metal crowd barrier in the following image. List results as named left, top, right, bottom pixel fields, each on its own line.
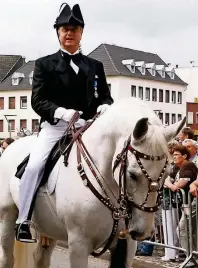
left=143, top=188, right=198, bottom=268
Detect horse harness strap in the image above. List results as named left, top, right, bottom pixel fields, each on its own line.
left=74, top=137, right=119, bottom=257
left=113, top=137, right=168, bottom=213
left=68, top=115, right=168, bottom=257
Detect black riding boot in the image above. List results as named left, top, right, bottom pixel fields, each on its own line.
left=15, top=223, right=36, bottom=243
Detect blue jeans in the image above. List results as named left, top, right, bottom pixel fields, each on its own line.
left=137, top=242, right=154, bottom=255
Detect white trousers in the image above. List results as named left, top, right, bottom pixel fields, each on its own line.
left=16, top=119, right=86, bottom=224
left=162, top=208, right=178, bottom=259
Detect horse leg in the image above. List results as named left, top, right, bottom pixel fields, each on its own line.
left=33, top=237, right=57, bottom=268
left=126, top=238, right=137, bottom=268
left=68, top=233, right=90, bottom=268
left=0, top=206, right=17, bottom=268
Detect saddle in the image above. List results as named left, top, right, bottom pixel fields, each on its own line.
left=15, top=133, right=73, bottom=187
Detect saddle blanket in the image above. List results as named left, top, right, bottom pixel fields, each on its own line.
left=15, top=134, right=72, bottom=195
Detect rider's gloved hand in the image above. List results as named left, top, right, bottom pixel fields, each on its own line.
left=54, top=107, right=82, bottom=122
left=97, top=104, right=109, bottom=115
left=62, top=109, right=77, bottom=122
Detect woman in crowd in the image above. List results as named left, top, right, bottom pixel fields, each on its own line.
left=165, top=145, right=198, bottom=257
left=161, top=140, right=179, bottom=261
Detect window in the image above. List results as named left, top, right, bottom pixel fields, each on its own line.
left=8, top=120, right=15, bottom=132
left=165, top=113, right=169, bottom=125
left=165, top=90, right=170, bottom=103
left=172, top=91, right=176, bottom=103
left=0, top=120, right=3, bottom=132
left=172, top=114, right=176, bottom=124
left=29, top=71, right=33, bottom=85
left=0, top=97, right=4, bottom=109
left=11, top=72, right=24, bottom=86
left=196, top=113, right=198, bottom=124
left=151, top=68, right=156, bottom=76
left=187, top=112, right=193, bottom=124
left=171, top=72, right=175, bottom=79
left=152, top=88, right=157, bottom=101
left=12, top=78, right=19, bottom=86
left=159, top=112, right=163, bottom=123
left=131, top=85, right=136, bottom=97
left=178, top=114, right=182, bottom=121
left=141, top=66, right=145, bottom=75
left=131, top=65, right=135, bottom=73
left=178, top=92, right=182, bottom=104
left=20, top=96, right=27, bottom=109
left=29, top=77, right=33, bottom=85
left=20, top=119, right=27, bottom=130
left=138, top=86, right=143, bottom=99
left=145, top=87, right=150, bottom=101
left=9, top=97, right=15, bottom=109
left=32, top=119, right=39, bottom=132
left=159, top=89, right=163, bottom=102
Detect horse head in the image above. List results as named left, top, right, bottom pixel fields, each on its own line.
left=114, top=115, right=186, bottom=240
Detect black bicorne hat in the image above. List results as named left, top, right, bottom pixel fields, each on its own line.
left=54, top=3, right=85, bottom=29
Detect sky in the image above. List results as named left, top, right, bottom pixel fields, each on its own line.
left=0, top=0, right=198, bottom=67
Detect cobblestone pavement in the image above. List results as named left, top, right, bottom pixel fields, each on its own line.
left=50, top=247, right=185, bottom=268
left=50, top=247, right=109, bottom=268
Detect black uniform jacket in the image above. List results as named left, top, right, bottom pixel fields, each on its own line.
left=31, top=50, right=113, bottom=125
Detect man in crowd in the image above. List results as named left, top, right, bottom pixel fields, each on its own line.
left=178, top=127, right=194, bottom=143
left=182, top=139, right=198, bottom=167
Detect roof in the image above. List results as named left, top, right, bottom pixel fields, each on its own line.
left=0, top=55, right=24, bottom=82
left=0, top=61, right=35, bottom=91
left=88, top=44, right=187, bottom=86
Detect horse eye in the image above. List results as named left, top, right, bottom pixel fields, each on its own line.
left=129, top=171, right=137, bottom=181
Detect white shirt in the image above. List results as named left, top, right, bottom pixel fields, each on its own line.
left=60, top=47, right=79, bottom=74
left=54, top=48, right=80, bottom=121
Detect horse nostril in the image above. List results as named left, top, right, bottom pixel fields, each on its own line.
left=130, top=230, right=144, bottom=240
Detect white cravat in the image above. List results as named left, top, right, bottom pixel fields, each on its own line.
left=60, top=48, right=79, bottom=74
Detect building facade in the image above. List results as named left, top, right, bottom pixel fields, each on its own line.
left=0, top=61, right=39, bottom=139
left=0, top=45, right=187, bottom=139
left=89, top=44, right=187, bottom=125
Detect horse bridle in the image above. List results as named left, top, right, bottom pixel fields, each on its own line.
left=112, top=136, right=168, bottom=214
left=67, top=113, right=168, bottom=256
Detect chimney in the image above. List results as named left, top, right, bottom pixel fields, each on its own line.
left=176, top=64, right=178, bottom=68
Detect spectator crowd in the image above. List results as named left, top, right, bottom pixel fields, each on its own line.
left=136, top=127, right=198, bottom=266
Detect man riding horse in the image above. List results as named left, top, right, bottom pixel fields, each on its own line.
left=15, top=3, right=113, bottom=243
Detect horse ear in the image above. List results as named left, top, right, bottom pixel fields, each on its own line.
left=133, top=118, right=148, bottom=140
left=164, top=116, right=186, bottom=142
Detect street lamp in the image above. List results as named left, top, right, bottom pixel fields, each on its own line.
left=4, top=115, right=17, bottom=138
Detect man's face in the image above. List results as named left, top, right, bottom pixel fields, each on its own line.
left=58, top=25, right=83, bottom=51
left=1, top=141, right=8, bottom=152
left=178, top=131, right=187, bottom=142
left=184, top=141, right=197, bottom=158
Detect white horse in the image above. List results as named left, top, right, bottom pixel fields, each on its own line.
left=0, top=97, right=185, bottom=268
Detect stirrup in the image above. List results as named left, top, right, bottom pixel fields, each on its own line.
left=15, top=220, right=37, bottom=243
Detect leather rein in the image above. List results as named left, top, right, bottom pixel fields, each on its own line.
left=64, top=112, right=168, bottom=257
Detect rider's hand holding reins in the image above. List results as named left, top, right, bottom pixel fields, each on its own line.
left=54, top=107, right=83, bottom=122
left=97, top=104, right=109, bottom=115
